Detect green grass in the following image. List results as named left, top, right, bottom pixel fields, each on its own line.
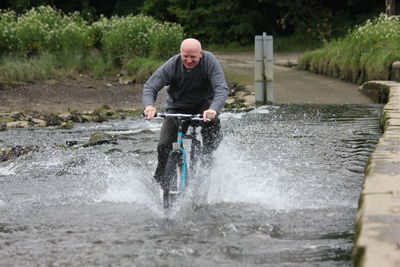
left=124, top=56, right=163, bottom=83
left=274, top=35, right=321, bottom=52
left=224, top=72, right=253, bottom=85
left=205, top=34, right=321, bottom=53
left=204, top=42, right=253, bottom=52
left=0, top=53, right=55, bottom=82
left=298, top=13, right=400, bottom=84
left=0, top=51, right=163, bottom=83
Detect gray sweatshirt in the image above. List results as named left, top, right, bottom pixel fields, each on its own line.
left=142, top=51, right=228, bottom=112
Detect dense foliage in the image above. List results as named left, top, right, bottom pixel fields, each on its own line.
left=0, top=6, right=183, bottom=58
left=298, top=14, right=400, bottom=84
left=0, top=0, right=386, bottom=45
left=0, top=6, right=183, bottom=82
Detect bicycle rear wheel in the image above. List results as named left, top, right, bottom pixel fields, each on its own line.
left=162, top=151, right=187, bottom=209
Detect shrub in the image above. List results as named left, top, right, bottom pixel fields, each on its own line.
left=46, top=12, right=92, bottom=54
left=0, top=9, right=17, bottom=54
left=100, top=15, right=183, bottom=64
left=13, top=7, right=52, bottom=55
left=149, top=22, right=184, bottom=58
left=0, top=6, right=184, bottom=82
left=100, top=15, right=154, bottom=61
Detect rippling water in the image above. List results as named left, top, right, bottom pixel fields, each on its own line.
left=0, top=104, right=382, bottom=266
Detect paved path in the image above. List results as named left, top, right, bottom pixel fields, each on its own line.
left=215, top=51, right=373, bottom=104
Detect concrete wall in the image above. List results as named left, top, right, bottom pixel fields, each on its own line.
left=353, top=80, right=400, bottom=267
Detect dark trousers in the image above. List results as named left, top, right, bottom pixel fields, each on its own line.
left=153, top=101, right=223, bottom=183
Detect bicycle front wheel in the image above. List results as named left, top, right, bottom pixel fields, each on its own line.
left=162, top=151, right=187, bottom=208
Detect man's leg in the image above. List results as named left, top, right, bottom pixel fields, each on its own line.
left=153, top=116, right=178, bottom=186
left=201, top=118, right=223, bottom=166
left=193, top=99, right=223, bottom=165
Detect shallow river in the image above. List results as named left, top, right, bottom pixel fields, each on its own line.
left=0, top=104, right=382, bottom=266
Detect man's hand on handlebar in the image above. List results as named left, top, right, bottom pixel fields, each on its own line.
left=144, top=105, right=157, bottom=120
left=203, top=109, right=217, bottom=121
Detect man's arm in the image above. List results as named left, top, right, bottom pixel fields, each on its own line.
left=142, top=68, right=167, bottom=107
left=142, top=58, right=174, bottom=119
left=205, top=52, right=229, bottom=112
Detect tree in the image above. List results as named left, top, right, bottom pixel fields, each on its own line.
left=142, top=0, right=278, bottom=45
left=386, top=0, right=395, bottom=15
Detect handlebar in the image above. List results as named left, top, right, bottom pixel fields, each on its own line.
left=155, top=113, right=202, bottom=120
left=143, top=112, right=211, bottom=121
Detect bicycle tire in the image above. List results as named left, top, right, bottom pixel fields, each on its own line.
left=162, top=151, right=187, bottom=208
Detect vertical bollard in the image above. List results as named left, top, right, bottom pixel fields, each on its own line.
left=265, top=35, right=274, bottom=103
left=255, top=35, right=264, bottom=105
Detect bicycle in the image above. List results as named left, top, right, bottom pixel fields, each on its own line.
left=154, top=113, right=206, bottom=209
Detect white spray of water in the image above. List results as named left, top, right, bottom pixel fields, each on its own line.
left=98, top=107, right=360, bottom=214
left=197, top=137, right=294, bottom=209
left=99, top=166, right=164, bottom=215
left=97, top=112, right=303, bottom=214
left=0, top=162, right=16, bottom=176
left=97, top=135, right=297, bottom=216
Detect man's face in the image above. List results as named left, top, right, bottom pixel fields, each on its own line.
left=181, top=49, right=202, bottom=69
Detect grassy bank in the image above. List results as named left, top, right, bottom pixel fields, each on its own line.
left=0, top=6, right=183, bottom=84
left=298, top=13, right=400, bottom=84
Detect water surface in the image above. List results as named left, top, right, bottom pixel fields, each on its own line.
left=0, top=104, right=382, bottom=266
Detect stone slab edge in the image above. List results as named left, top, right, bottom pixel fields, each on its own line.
left=353, top=80, right=400, bottom=267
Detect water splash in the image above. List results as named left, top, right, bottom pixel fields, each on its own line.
left=0, top=162, right=16, bottom=176
left=200, top=137, right=288, bottom=208
left=99, top=166, right=163, bottom=215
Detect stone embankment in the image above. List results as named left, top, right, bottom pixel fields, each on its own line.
left=353, top=80, right=400, bottom=267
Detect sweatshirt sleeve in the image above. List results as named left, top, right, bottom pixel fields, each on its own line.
left=142, top=57, right=174, bottom=107
left=206, top=52, right=229, bottom=112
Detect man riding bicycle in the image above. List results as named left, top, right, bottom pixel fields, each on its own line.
left=142, top=38, right=228, bottom=186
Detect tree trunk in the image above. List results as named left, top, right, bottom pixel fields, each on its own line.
left=386, top=0, right=396, bottom=15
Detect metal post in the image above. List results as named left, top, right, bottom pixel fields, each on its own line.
left=264, top=34, right=274, bottom=103
left=255, top=33, right=274, bottom=105
left=255, top=35, right=264, bottom=105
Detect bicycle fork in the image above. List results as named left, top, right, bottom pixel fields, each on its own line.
left=171, top=117, right=188, bottom=192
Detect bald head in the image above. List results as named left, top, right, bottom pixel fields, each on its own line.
left=180, top=38, right=202, bottom=53
left=180, top=38, right=203, bottom=69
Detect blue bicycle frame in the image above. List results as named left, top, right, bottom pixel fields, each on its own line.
left=172, top=117, right=189, bottom=191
